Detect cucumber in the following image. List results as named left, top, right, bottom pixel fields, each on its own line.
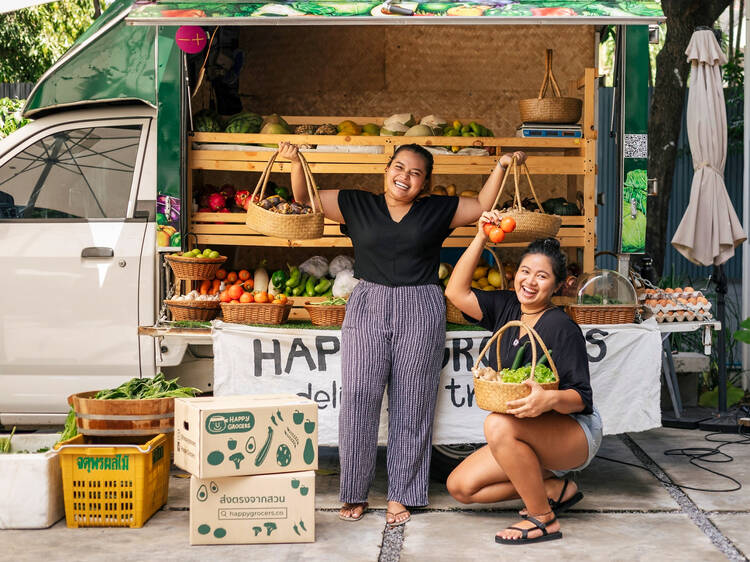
left=511, top=342, right=528, bottom=370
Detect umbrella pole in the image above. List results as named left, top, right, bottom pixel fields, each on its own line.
left=714, top=264, right=728, bottom=413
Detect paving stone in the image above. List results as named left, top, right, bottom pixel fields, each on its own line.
left=629, top=427, right=750, bottom=512
left=708, top=513, right=750, bottom=559
left=400, top=511, right=726, bottom=562
left=4, top=510, right=384, bottom=562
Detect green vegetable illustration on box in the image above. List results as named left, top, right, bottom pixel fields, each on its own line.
left=196, top=484, right=208, bottom=502
left=245, top=436, right=256, bottom=454
left=277, top=444, right=292, bottom=466
left=293, top=519, right=308, bottom=535
left=255, top=426, right=274, bottom=466
left=293, top=410, right=304, bottom=425
left=210, top=481, right=219, bottom=493
left=207, top=450, right=224, bottom=465
left=229, top=452, right=245, bottom=469
left=303, top=438, right=315, bottom=465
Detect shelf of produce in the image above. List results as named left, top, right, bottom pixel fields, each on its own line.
left=190, top=212, right=587, bottom=249
left=189, top=133, right=591, bottom=176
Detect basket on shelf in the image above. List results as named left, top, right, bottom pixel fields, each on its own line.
left=490, top=157, right=561, bottom=244
left=473, top=320, right=559, bottom=414
left=245, top=151, right=324, bottom=240
left=304, top=301, right=347, bottom=327
left=446, top=246, right=507, bottom=325
left=164, top=253, right=226, bottom=280
left=164, top=299, right=221, bottom=322
left=566, top=304, right=637, bottom=325
left=519, top=49, right=583, bottom=124
left=221, top=301, right=293, bottom=325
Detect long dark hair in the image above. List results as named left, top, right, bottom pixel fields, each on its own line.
left=520, top=238, right=567, bottom=284
left=388, top=144, right=434, bottom=188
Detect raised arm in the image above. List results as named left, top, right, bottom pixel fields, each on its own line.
left=449, top=151, right=526, bottom=228
left=445, top=209, right=505, bottom=321
left=278, top=141, right=345, bottom=223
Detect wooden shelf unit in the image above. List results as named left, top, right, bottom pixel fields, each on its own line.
left=187, top=69, right=597, bottom=271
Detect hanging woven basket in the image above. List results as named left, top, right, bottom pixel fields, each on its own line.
left=490, top=157, right=561, bottom=244
left=519, top=49, right=583, bottom=124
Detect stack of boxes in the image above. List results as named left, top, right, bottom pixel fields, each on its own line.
left=174, top=394, right=318, bottom=545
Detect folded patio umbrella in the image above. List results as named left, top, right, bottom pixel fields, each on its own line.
left=671, top=29, right=746, bottom=266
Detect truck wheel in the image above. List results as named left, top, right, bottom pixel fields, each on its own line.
left=429, top=443, right=484, bottom=483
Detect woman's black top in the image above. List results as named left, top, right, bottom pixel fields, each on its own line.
left=468, top=289, right=593, bottom=414
left=338, top=190, right=459, bottom=287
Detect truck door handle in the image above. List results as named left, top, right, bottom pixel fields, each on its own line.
left=81, top=247, right=114, bottom=258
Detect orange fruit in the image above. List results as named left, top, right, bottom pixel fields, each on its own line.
left=230, top=299, right=240, bottom=304
left=254, top=291, right=269, bottom=303
left=219, top=290, right=231, bottom=303
left=226, top=271, right=238, bottom=284
left=227, top=284, right=244, bottom=301
left=275, top=294, right=288, bottom=304
left=489, top=226, right=505, bottom=244
left=215, top=269, right=227, bottom=280
left=483, top=222, right=495, bottom=237
left=242, top=279, right=254, bottom=292
left=239, top=292, right=254, bottom=303
left=238, top=269, right=251, bottom=281
left=500, top=216, right=516, bottom=233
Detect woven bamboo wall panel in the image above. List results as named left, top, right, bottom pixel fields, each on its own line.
left=210, top=25, right=594, bottom=137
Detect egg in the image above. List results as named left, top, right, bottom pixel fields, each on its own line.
left=688, top=297, right=698, bottom=305
left=674, top=287, right=683, bottom=293
left=684, top=286, right=695, bottom=292
left=665, top=288, right=674, bottom=293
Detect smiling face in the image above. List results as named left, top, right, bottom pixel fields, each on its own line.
left=385, top=149, right=429, bottom=203
left=514, top=253, right=561, bottom=310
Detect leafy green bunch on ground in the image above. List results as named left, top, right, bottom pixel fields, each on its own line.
left=0, top=98, right=30, bottom=139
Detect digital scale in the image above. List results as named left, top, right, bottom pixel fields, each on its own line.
left=516, top=123, right=583, bottom=138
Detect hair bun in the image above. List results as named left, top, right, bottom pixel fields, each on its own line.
left=542, top=238, right=561, bottom=251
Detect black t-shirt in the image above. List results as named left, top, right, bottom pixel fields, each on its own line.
left=338, top=190, right=459, bottom=287
left=468, top=289, right=593, bottom=414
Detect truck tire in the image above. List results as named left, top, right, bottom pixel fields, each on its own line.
left=429, top=443, right=484, bottom=483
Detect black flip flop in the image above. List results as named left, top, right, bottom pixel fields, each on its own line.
left=495, top=515, right=563, bottom=545
left=549, top=479, right=583, bottom=514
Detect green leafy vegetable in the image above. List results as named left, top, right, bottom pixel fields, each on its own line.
left=0, top=426, right=16, bottom=454
left=499, top=364, right=557, bottom=384
left=311, top=297, right=347, bottom=306
left=59, top=408, right=78, bottom=443
left=93, top=372, right=201, bottom=400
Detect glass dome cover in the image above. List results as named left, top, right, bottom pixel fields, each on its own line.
left=575, top=269, right=637, bottom=306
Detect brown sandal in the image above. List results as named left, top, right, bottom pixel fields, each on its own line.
left=386, top=509, right=411, bottom=527
left=339, top=502, right=368, bottom=522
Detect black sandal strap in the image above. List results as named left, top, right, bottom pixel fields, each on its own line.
left=555, top=479, right=570, bottom=506
left=524, top=516, right=548, bottom=535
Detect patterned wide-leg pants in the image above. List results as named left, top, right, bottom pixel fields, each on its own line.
left=338, top=280, right=445, bottom=506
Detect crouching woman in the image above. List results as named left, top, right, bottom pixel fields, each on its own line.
left=444, top=210, right=603, bottom=545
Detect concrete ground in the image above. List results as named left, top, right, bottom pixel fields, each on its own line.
left=4, top=427, right=750, bottom=561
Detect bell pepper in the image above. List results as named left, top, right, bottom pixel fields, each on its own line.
left=274, top=186, right=290, bottom=200
left=305, top=276, right=317, bottom=297
left=271, top=269, right=288, bottom=289
left=314, top=278, right=331, bottom=294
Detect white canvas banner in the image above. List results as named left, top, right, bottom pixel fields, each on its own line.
left=212, top=319, right=662, bottom=446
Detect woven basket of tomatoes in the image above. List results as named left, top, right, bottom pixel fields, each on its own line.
left=489, top=158, right=561, bottom=244
left=220, top=285, right=292, bottom=325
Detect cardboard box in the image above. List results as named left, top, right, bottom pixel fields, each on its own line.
left=189, top=471, right=315, bottom=545
left=175, top=394, right=318, bottom=478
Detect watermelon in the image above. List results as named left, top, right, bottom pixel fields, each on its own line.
left=193, top=110, right=222, bottom=132
left=225, top=112, right=263, bottom=134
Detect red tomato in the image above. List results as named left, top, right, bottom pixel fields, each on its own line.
left=500, top=216, right=517, bottom=233
left=489, top=227, right=505, bottom=244
left=483, top=222, right=495, bottom=237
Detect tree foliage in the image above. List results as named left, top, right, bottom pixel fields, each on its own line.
left=0, top=98, right=30, bottom=139
left=0, top=1, right=103, bottom=83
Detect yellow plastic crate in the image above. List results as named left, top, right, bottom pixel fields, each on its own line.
left=55, top=433, right=170, bottom=528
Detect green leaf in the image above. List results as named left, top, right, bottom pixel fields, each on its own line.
left=734, top=329, right=750, bottom=345
left=740, top=317, right=750, bottom=330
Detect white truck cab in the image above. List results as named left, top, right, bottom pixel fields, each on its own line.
left=0, top=105, right=159, bottom=425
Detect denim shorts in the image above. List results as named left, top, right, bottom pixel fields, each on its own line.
left=551, top=407, right=603, bottom=478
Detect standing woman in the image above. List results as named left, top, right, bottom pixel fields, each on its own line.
left=278, top=141, right=525, bottom=526
left=444, top=211, right=603, bottom=544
